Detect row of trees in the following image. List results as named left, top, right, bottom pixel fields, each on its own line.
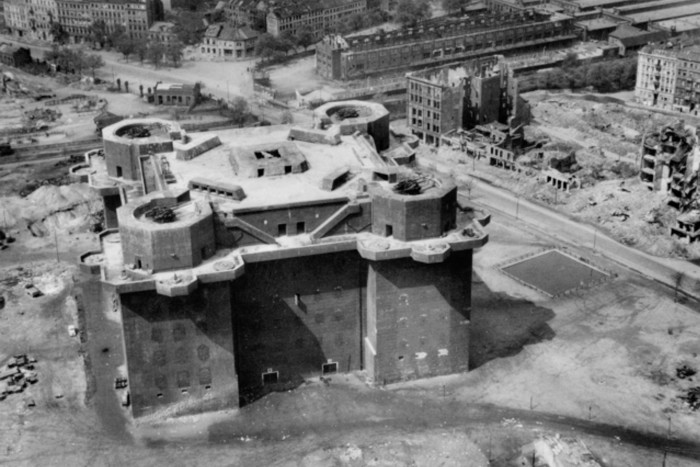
left=522, top=55, right=638, bottom=93
left=45, top=45, right=105, bottom=78
left=116, top=38, right=185, bottom=68
left=50, top=18, right=186, bottom=68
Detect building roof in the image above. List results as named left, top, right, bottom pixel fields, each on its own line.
left=154, top=83, right=195, bottom=92
left=627, top=3, right=700, bottom=24
left=609, top=23, right=667, bottom=47
left=575, top=17, right=619, bottom=31
left=149, top=21, right=175, bottom=33
left=269, top=0, right=361, bottom=19
left=205, top=23, right=259, bottom=41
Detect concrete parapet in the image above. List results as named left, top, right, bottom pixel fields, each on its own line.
left=288, top=127, right=341, bottom=145
left=410, top=243, right=452, bottom=264
left=69, top=163, right=91, bottom=183
left=78, top=250, right=104, bottom=275
left=102, top=118, right=183, bottom=181
left=314, top=100, right=390, bottom=151
left=155, top=273, right=199, bottom=297
left=174, top=134, right=221, bottom=161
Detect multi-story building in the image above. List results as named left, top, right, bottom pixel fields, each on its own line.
left=316, top=10, right=577, bottom=80
left=198, top=23, right=259, bottom=61
left=635, top=47, right=679, bottom=111
left=52, top=0, right=162, bottom=43
left=3, top=0, right=58, bottom=41
left=148, top=20, right=175, bottom=43
left=406, top=56, right=530, bottom=145
left=636, top=45, right=700, bottom=114
left=266, top=0, right=366, bottom=39
left=82, top=100, right=489, bottom=417
left=225, top=0, right=267, bottom=29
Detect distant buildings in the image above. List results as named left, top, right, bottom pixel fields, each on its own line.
left=4, top=0, right=163, bottom=42
left=636, top=45, right=700, bottom=115
left=199, top=23, right=259, bottom=60
left=266, top=0, right=367, bottom=38
left=316, top=10, right=577, bottom=80
left=406, top=56, right=529, bottom=146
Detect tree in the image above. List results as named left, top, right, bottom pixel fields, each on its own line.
left=226, top=96, right=250, bottom=126
left=50, top=22, right=69, bottom=44
left=166, top=39, right=185, bottom=67
left=147, top=40, right=166, bottom=68
left=561, top=51, right=578, bottom=69
left=84, top=53, right=105, bottom=79
left=172, top=11, right=206, bottom=45
left=296, top=30, right=316, bottom=51
left=396, top=0, right=431, bottom=28
left=281, top=110, right=294, bottom=124
left=116, top=36, right=137, bottom=62
left=88, top=20, right=108, bottom=48
left=107, top=24, right=127, bottom=49
left=135, top=42, right=148, bottom=64
left=255, top=33, right=285, bottom=62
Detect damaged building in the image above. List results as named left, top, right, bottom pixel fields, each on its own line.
left=641, top=123, right=700, bottom=242
left=82, top=101, right=489, bottom=417
left=315, top=10, right=577, bottom=80
left=406, top=55, right=530, bottom=147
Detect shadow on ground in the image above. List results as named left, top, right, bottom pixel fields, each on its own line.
left=469, top=272, right=555, bottom=369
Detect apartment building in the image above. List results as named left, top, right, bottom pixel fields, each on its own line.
left=266, top=0, right=366, bottom=38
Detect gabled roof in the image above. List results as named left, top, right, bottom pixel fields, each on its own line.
left=205, top=23, right=259, bottom=41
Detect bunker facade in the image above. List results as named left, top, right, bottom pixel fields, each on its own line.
left=86, top=104, right=488, bottom=417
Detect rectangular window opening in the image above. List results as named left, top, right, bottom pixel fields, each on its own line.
left=262, top=370, right=279, bottom=385
left=296, top=221, right=305, bottom=234
left=278, top=223, right=287, bottom=236
left=284, top=165, right=292, bottom=174
left=385, top=224, right=393, bottom=237
left=322, top=362, right=338, bottom=375
left=257, top=168, right=265, bottom=177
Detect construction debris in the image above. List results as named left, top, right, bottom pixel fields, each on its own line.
left=0, top=354, right=38, bottom=401
left=677, top=365, right=697, bottom=380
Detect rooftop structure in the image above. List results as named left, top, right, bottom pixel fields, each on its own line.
left=84, top=101, right=489, bottom=417
left=315, top=10, right=577, bottom=80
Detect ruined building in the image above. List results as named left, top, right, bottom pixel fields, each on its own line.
left=640, top=124, right=700, bottom=242
left=315, top=10, right=577, bottom=80
left=406, top=55, right=530, bottom=147
left=82, top=101, right=489, bottom=417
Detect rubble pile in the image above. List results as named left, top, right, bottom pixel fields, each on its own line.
left=0, top=354, right=38, bottom=401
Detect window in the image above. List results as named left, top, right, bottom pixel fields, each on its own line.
left=278, top=223, right=287, bottom=236
left=262, top=369, right=279, bottom=385
left=116, top=165, right=123, bottom=177
left=385, top=224, right=393, bottom=237
left=296, top=221, right=305, bottom=233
